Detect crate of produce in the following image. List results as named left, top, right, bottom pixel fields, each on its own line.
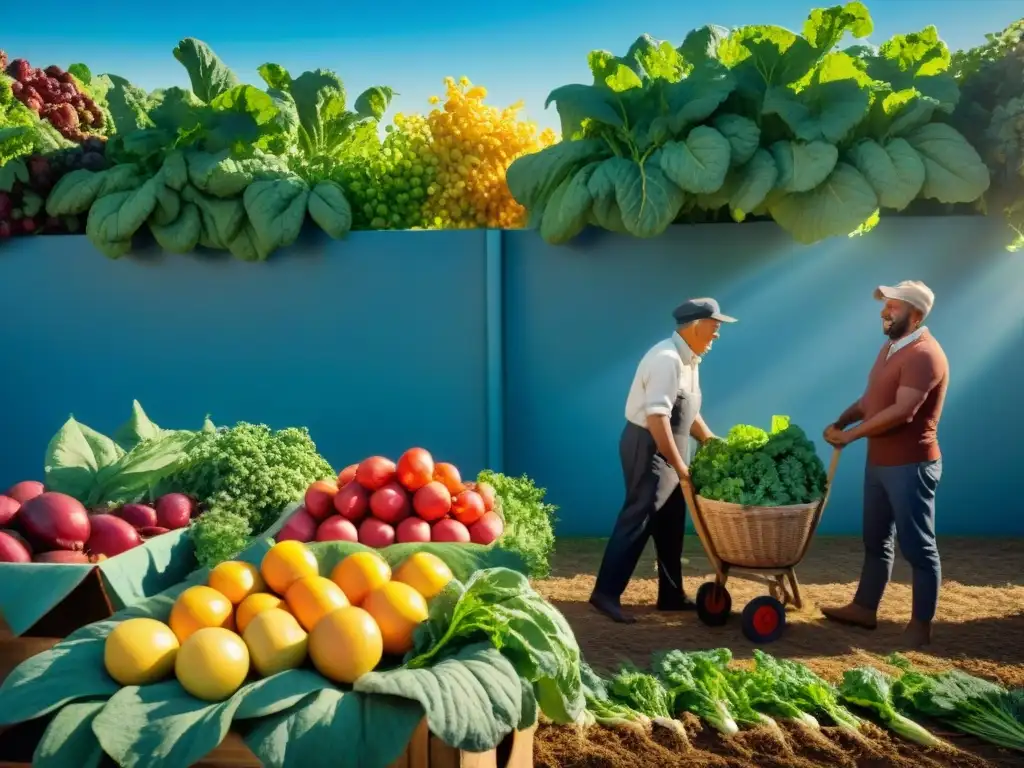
left=0, top=534, right=574, bottom=768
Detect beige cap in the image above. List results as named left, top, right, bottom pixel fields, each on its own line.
left=874, top=280, right=934, bottom=317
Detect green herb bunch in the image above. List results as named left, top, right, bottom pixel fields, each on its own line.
left=476, top=470, right=557, bottom=578
left=690, top=415, right=827, bottom=507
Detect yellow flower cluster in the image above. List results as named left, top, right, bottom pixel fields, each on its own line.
left=417, top=77, right=558, bottom=229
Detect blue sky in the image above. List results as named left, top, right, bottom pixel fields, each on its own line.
left=5, top=1, right=1021, bottom=133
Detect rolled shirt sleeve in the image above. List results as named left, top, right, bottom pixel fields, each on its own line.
left=644, top=350, right=682, bottom=417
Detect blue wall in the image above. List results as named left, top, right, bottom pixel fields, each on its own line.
left=0, top=229, right=490, bottom=488
left=503, top=217, right=1024, bottom=537
left=1, top=218, right=1021, bottom=536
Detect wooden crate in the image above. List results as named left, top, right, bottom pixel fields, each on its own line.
left=0, top=630, right=535, bottom=767
left=1, top=566, right=115, bottom=638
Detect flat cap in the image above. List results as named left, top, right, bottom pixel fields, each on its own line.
left=672, top=297, right=737, bottom=325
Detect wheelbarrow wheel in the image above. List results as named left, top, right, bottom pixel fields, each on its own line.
left=695, top=581, right=732, bottom=627
left=741, top=596, right=786, bottom=644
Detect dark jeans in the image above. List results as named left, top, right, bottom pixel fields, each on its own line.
left=854, top=460, right=943, bottom=622
left=593, top=422, right=686, bottom=601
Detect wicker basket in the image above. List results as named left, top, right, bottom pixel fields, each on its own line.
left=695, top=496, right=820, bottom=568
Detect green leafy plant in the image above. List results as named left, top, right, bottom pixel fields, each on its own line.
left=690, top=415, right=828, bottom=506
left=889, top=654, right=1024, bottom=752
left=951, top=19, right=1024, bottom=250
left=607, top=664, right=687, bottom=740
left=476, top=470, right=557, bottom=579
left=40, top=38, right=390, bottom=259
left=404, top=567, right=585, bottom=726
left=43, top=406, right=199, bottom=507
left=576, top=662, right=650, bottom=732
left=652, top=648, right=740, bottom=737
left=156, top=420, right=334, bottom=564
left=839, top=666, right=946, bottom=747
left=752, top=650, right=863, bottom=734
left=506, top=2, right=990, bottom=246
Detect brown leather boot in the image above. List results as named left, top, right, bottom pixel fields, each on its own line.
left=902, top=619, right=932, bottom=648
left=820, top=602, right=878, bottom=629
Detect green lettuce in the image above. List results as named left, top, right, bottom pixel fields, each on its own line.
left=507, top=1, right=991, bottom=246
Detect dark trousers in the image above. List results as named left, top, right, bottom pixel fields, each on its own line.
left=593, top=422, right=686, bottom=601
left=854, top=460, right=943, bottom=622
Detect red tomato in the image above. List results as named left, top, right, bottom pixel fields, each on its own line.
left=451, top=489, right=485, bottom=526
left=305, top=480, right=339, bottom=521
left=396, top=448, right=435, bottom=491
left=334, top=482, right=369, bottom=522
left=369, top=481, right=412, bottom=524
left=413, top=481, right=451, bottom=522
left=433, top=463, right=464, bottom=495
left=337, top=464, right=359, bottom=487
left=356, top=457, right=396, bottom=491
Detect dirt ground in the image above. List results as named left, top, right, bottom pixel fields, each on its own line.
left=532, top=536, right=1024, bottom=768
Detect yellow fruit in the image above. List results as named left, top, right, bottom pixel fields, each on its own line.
left=236, top=593, right=291, bottom=635
left=392, top=552, right=453, bottom=600
left=308, top=606, right=383, bottom=684
left=330, top=551, right=391, bottom=606
left=261, top=540, right=319, bottom=595
left=175, top=627, right=250, bottom=702
left=285, top=575, right=350, bottom=632
left=208, top=561, right=266, bottom=604
left=169, top=585, right=236, bottom=643
left=242, top=608, right=308, bottom=678
left=104, top=617, right=180, bottom=686
left=362, top=581, right=428, bottom=656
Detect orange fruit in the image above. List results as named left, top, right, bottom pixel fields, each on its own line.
left=261, top=540, right=319, bottom=595
left=308, top=606, right=383, bottom=684
left=175, top=627, right=249, bottom=702
left=104, top=618, right=179, bottom=686
left=236, top=592, right=291, bottom=634
left=393, top=552, right=454, bottom=600
left=285, top=575, right=350, bottom=632
left=432, top=462, right=464, bottom=495
left=168, top=585, right=236, bottom=643
left=208, top=561, right=266, bottom=604
left=242, top=608, right=308, bottom=678
left=362, top=581, right=428, bottom=655
left=330, top=551, right=391, bottom=606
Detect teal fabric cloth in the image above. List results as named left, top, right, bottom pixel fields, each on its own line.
left=0, top=528, right=197, bottom=636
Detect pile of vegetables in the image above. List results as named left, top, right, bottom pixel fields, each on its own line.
left=278, top=448, right=504, bottom=549
left=33, top=40, right=381, bottom=260
left=0, top=540, right=583, bottom=768
left=0, top=483, right=197, bottom=564
left=506, top=1, right=991, bottom=245
left=1, top=37, right=557, bottom=254
left=690, top=415, right=828, bottom=507
left=951, top=18, right=1024, bottom=250
left=0, top=401, right=210, bottom=564
left=2, top=52, right=109, bottom=142
left=157, top=417, right=337, bottom=568
left=341, top=76, right=557, bottom=230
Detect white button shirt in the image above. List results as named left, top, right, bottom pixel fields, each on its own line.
left=625, top=333, right=701, bottom=428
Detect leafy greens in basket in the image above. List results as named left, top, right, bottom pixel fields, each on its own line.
left=690, top=415, right=827, bottom=506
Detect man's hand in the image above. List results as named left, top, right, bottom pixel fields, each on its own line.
left=823, top=423, right=843, bottom=443
left=825, top=426, right=855, bottom=448
left=676, top=464, right=691, bottom=485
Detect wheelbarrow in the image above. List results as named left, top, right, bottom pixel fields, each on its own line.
left=679, top=449, right=841, bottom=643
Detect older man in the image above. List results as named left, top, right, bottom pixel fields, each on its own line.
left=590, top=298, right=736, bottom=624
left=822, top=281, right=949, bottom=647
